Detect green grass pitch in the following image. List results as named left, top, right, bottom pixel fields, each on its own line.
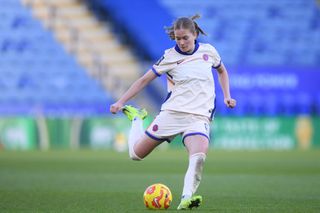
left=1, top=149, right=320, bottom=212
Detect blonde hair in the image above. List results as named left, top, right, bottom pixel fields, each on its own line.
left=165, top=14, right=207, bottom=40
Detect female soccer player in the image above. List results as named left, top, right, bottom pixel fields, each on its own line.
left=110, top=14, right=236, bottom=210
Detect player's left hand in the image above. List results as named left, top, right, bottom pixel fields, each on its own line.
left=224, top=98, right=236, bottom=108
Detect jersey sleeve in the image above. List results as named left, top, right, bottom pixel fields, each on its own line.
left=152, top=49, right=177, bottom=76
left=210, top=46, right=222, bottom=69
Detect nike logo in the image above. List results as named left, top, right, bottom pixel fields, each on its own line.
left=177, top=59, right=184, bottom=64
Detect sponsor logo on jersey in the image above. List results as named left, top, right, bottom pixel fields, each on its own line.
left=177, top=59, right=184, bottom=64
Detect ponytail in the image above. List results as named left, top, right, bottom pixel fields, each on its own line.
left=165, top=14, right=207, bottom=40
left=190, top=14, right=207, bottom=37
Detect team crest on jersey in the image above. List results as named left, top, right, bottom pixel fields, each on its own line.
left=202, top=54, right=209, bottom=61
left=152, top=124, right=159, bottom=132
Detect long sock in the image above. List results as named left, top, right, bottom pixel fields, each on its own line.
left=128, top=118, right=144, bottom=160
left=181, top=152, right=206, bottom=199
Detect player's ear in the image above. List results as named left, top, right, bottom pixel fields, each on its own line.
left=192, top=31, right=197, bottom=39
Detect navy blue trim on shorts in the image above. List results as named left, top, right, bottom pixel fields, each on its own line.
left=182, top=132, right=210, bottom=145
left=151, top=67, right=161, bottom=77
left=145, top=131, right=166, bottom=142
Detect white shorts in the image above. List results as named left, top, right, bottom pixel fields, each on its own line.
left=145, top=110, right=211, bottom=144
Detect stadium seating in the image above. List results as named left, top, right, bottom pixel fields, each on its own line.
left=1, top=0, right=319, bottom=116
left=91, top=0, right=319, bottom=116
left=0, top=0, right=113, bottom=115
left=88, top=0, right=174, bottom=61
left=160, top=0, right=320, bottom=66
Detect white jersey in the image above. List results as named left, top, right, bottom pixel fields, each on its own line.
left=152, top=41, right=221, bottom=120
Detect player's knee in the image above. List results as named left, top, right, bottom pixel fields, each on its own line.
left=129, top=149, right=143, bottom=161
left=130, top=155, right=142, bottom=161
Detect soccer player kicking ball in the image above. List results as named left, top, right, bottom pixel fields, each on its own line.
left=110, top=14, right=236, bottom=210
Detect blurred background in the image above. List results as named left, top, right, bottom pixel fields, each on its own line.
left=0, top=0, right=319, bottom=151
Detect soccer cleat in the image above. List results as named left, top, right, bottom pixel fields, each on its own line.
left=121, top=105, right=148, bottom=121
left=177, top=195, right=202, bottom=210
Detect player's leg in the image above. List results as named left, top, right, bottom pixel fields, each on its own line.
left=122, top=105, right=163, bottom=160
left=178, top=134, right=209, bottom=210
left=123, top=105, right=147, bottom=160
left=132, top=134, right=163, bottom=160
left=183, top=135, right=209, bottom=197
left=128, top=119, right=164, bottom=160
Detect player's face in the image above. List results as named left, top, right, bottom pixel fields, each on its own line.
left=174, top=28, right=197, bottom=53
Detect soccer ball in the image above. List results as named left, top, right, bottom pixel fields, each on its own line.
left=143, top=183, right=172, bottom=210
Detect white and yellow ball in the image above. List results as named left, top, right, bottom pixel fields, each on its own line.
left=143, top=183, right=172, bottom=210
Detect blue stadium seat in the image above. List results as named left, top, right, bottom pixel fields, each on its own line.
left=158, top=0, right=320, bottom=67
left=0, top=1, right=113, bottom=115
left=89, top=0, right=319, bottom=116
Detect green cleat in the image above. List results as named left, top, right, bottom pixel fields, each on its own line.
left=177, top=195, right=202, bottom=210
left=121, top=105, right=148, bottom=121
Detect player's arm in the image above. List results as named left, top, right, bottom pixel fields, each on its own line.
left=110, top=69, right=157, bottom=113
left=216, top=63, right=236, bottom=108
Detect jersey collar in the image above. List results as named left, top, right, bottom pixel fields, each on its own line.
left=175, top=40, right=199, bottom=55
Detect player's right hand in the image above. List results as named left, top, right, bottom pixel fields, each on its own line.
left=110, top=102, right=123, bottom=114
